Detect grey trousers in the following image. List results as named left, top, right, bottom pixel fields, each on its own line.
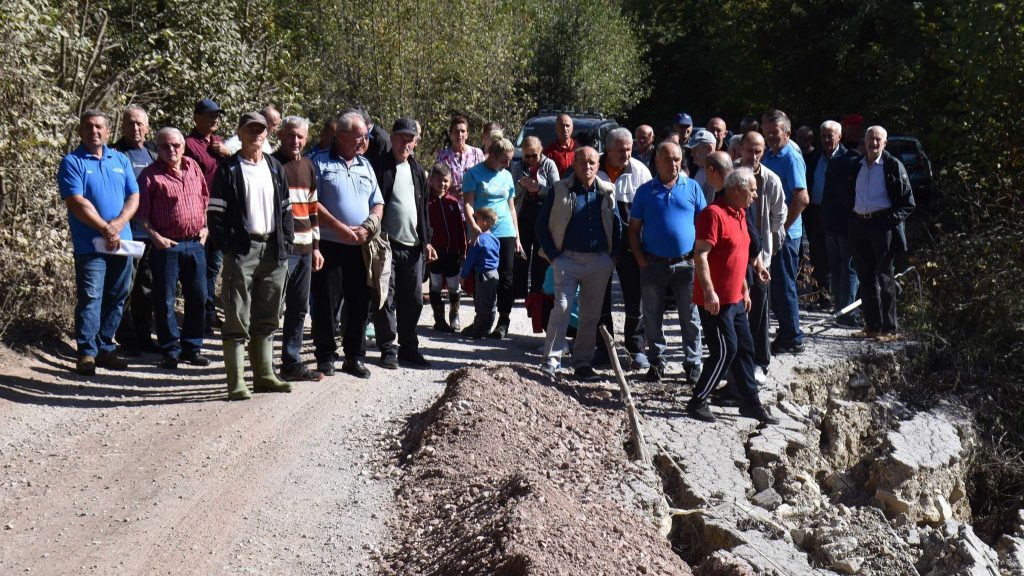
left=543, top=250, right=615, bottom=369
left=640, top=260, right=703, bottom=367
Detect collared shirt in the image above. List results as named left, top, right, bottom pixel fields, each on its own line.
left=435, top=146, right=484, bottom=192
left=597, top=157, right=653, bottom=205
left=311, top=149, right=383, bottom=242
left=694, top=197, right=750, bottom=307
left=543, top=138, right=576, bottom=177
left=811, top=147, right=841, bottom=205
left=184, top=130, right=225, bottom=188
left=629, top=174, right=706, bottom=258
left=137, top=156, right=209, bottom=239
left=57, top=144, right=139, bottom=254
left=854, top=155, right=892, bottom=214
left=561, top=180, right=609, bottom=253
left=462, top=162, right=516, bottom=238
left=273, top=152, right=320, bottom=254
left=761, top=140, right=807, bottom=239
left=239, top=157, right=276, bottom=235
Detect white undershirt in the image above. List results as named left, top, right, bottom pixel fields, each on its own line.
left=240, top=157, right=276, bottom=235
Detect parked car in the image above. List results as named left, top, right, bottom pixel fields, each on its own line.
left=887, top=136, right=935, bottom=205
left=513, top=109, right=619, bottom=161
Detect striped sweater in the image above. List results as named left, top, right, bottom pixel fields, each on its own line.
left=274, top=153, right=320, bottom=255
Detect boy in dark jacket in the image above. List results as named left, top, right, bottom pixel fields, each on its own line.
left=427, top=163, right=467, bottom=331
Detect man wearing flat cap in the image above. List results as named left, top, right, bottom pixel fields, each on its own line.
left=370, top=117, right=436, bottom=369
left=208, top=111, right=295, bottom=400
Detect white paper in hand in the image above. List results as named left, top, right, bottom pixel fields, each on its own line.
left=92, top=237, right=146, bottom=259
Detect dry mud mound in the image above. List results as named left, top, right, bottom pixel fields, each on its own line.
left=381, top=366, right=690, bottom=575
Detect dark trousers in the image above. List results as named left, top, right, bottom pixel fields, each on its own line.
left=311, top=240, right=369, bottom=362
left=374, top=242, right=424, bottom=355
left=849, top=217, right=899, bottom=333
left=116, top=239, right=154, bottom=348
left=150, top=239, right=207, bottom=358
left=616, top=248, right=645, bottom=356
left=204, top=245, right=223, bottom=321
left=770, top=235, right=804, bottom=345
left=496, top=236, right=517, bottom=319
left=692, top=302, right=759, bottom=406
left=280, top=252, right=313, bottom=369
left=747, top=265, right=771, bottom=367
left=513, top=198, right=548, bottom=299
left=802, top=204, right=830, bottom=294
left=474, top=269, right=500, bottom=332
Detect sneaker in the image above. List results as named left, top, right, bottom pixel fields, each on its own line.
left=541, top=362, right=559, bottom=376
left=76, top=355, right=96, bottom=376
left=95, top=350, right=128, bottom=370
left=487, top=323, right=508, bottom=340
left=685, top=363, right=702, bottom=384
left=686, top=399, right=717, bottom=423
left=644, top=365, right=663, bottom=383
left=739, top=403, right=780, bottom=425
left=398, top=350, right=431, bottom=369
left=342, top=358, right=371, bottom=379
left=574, top=365, right=601, bottom=382
left=754, top=365, right=769, bottom=386
left=180, top=352, right=211, bottom=367
left=316, top=362, right=335, bottom=377
left=281, top=365, right=326, bottom=382
left=159, top=356, right=179, bottom=370
left=380, top=353, right=399, bottom=370
left=770, top=340, right=805, bottom=355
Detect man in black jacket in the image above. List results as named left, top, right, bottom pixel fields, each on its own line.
left=371, top=118, right=436, bottom=368
left=804, top=120, right=846, bottom=305
left=843, top=125, right=915, bottom=341
left=208, top=112, right=295, bottom=400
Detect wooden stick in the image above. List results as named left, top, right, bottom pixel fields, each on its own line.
left=599, top=325, right=650, bottom=465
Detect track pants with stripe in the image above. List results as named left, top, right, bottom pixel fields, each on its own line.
left=692, top=302, right=759, bottom=405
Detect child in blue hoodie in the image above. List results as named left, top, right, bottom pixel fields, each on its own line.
left=460, top=208, right=500, bottom=338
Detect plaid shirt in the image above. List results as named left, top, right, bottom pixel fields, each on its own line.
left=137, top=156, right=210, bottom=239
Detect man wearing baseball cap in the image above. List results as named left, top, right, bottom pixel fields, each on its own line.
left=370, top=118, right=436, bottom=369
left=684, top=128, right=718, bottom=204
left=207, top=111, right=295, bottom=400
left=673, top=112, right=694, bottom=143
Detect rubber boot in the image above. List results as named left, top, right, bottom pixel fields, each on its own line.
left=448, top=293, right=461, bottom=332
left=430, top=291, right=452, bottom=332
left=249, top=336, right=292, bottom=393
left=223, top=339, right=251, bottom=401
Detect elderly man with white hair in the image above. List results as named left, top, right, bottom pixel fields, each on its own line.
left=137, top=127, right=211, bottom=370
left=844, top=125, right=915, bottom=341
left=597, top=127, right=653, bottom=369
left=803, top=119, right=846, bottom=306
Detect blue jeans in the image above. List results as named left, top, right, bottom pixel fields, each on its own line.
left=150, top=239, right=207, bottom=358
left=770, top=235, right=804, bottom=345
left=640, top=260, right=702, bottom=367
left=280, top=252, right=312, bottom=369
left=74, top=252, right=133, bottom=358
left=826, top=234, right=859, bottom=315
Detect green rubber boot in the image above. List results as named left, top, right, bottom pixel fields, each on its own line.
left=223, top=339, right=251, bottom=401
left=249, top=336, right=292, bottom=393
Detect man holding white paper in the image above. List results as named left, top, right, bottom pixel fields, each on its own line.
left=58, top=110, right=140, bottom=376
left=137, top=128, right=211, bottom=370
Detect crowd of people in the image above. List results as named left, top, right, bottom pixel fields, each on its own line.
left=58, top=101, right=915, bottom=422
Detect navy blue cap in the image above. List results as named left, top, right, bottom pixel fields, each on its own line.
left=392, top=117, right=418, bottom=135
left=194, top=98, right=223, bottom=115
left=674, top=112, right=693, bottom=126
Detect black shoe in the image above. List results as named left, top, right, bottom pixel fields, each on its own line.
left=574, top=365, right=601, bottom=382
left=398, top=350, right=431, bottom=369
left=645, top=365, right=663, bottom=383
left=770, top=340, right=805, bottom=355
left=316, top=362, right=335, bottom=377
left=739, top=403, right=780, bottom=425
left=119, top=343, right=142, bottom=358
left=342, top=358, right=371, bottom=379
left=433, top=321, right=454, bottom=333
left=684, top=363, right=702, bottom=384
left=159, top=356, right=179, bottom=370
left=711, top=390, right=742, bottom=408
left=686, top=399, right=717, bottom=423
left=281, top=364, right=325, bottom=382
left=378, top=352, right=397, bottom=368
left=95, top=350, right=128, bottom=370
left=180, top=352, right=211, bottom=367
left=487, top=323, right=508, bottom=339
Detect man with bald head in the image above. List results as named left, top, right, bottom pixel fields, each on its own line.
left=633, top=124, right=655, bottom=165
left=543, top=114, right=576, bottom=177
left=537, top=146, right=622, bottom=381
left=707, top=117, right=728, bottom=152
left=629, top=141, right=706, bottom=384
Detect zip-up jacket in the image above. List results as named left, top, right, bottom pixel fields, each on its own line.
left=428, top=192, right=467, bottom=256
left=207, top=152, right=294, bottom=261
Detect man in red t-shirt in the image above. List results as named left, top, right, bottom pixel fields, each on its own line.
left=686, top=167, right=778, bottom=425
left=543, top=114, right=576, bottom=177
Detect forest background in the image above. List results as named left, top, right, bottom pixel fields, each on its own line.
left=0, top=0, right=1021, bottom=539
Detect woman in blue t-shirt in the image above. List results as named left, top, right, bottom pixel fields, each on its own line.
left=462, top=130, right=522, bottom=339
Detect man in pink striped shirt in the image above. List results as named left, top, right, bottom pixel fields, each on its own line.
left=137, top=127, right=211, bottom=370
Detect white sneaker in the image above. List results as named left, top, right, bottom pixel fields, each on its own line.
left=754, top=366, right=769, bottom=386
left=541, top=361, right=560, bottom=376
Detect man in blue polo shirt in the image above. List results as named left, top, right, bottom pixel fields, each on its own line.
left=629, top=141, right=706, bottom=384
left=309, top=110, right=384, bottom=379
left=58, top=110, right=140, bottom=376
left=760, top=109, right=809, bottom=354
